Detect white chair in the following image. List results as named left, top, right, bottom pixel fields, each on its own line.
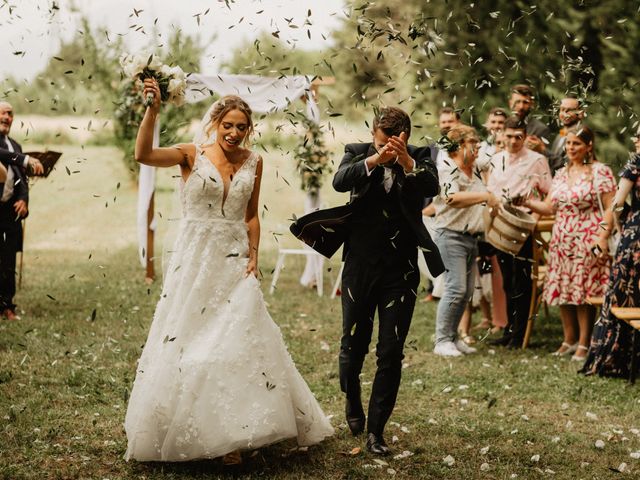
left=330, top=262, right=344, bottom=299
left=269, top=248, right=325, bottom=296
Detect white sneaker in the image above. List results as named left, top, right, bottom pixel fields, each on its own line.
left=434, top=341, right=463, bottom=357
left=454, top=339, right=477, bottom=354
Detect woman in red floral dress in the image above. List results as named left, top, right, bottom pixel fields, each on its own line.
left=524, top=126, right=615, bottom=360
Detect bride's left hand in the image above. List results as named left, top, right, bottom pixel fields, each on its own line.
left=245, top=258, right=258, bottom=278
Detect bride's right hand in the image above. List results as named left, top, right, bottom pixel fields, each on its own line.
left=143, top=78, right=161, bottom=111
left=245, top=257, right=258, bottom=278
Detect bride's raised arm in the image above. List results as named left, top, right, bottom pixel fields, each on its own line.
left=135, top=78, right=194, bottom=168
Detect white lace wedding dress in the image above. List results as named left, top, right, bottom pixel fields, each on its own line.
left=124, top=148, right=334, bottom=461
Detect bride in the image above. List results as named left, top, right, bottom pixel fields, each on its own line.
left=124, top=78, right=333, bottom=462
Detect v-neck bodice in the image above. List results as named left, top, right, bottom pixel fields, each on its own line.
left=181, top=147, right=258, bottom=222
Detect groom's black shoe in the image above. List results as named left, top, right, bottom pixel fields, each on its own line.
left=345, top=398, right=365, bottom=436
left=366, top=433, right=390, bottom=456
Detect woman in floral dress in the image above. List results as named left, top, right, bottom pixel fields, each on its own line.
left=581, top=147, right=640, bottom=377
left=524, top=126, right=615, bottom=360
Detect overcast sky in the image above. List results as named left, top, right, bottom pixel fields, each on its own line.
left=0, top=0, right=347, bottom=81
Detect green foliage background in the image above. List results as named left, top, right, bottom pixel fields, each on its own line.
left=3, top=1, right=639, bottom=173
left=325, top=0, right=640, bottom=169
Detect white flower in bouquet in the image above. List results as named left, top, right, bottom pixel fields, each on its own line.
left=121, top=53, right=187, bottom=107
left=167, top=77, right=187, bottom=106
left=120, top=53, right=147, bottom=78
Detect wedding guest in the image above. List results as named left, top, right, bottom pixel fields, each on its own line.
left=431, top=125, right=500, bottom=357
left=438, top=107, right=461, bottom=136
left=486, top=116, right=552, bottom=348
left=581, top=149, right=640, bottom=377
left=508, top=84, right=552, bottom=156
left=548, top=96, right=585, bottom=175
left=419, top=107, right=461, bottom=301
left=477, top=106, right=508, bottom=174
left=0, top=101, right=43, bottom=321
left=524, top=126, right=615, bottom=360
left=476, top=107, right=509, bottom=334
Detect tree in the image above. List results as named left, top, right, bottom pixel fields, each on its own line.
left=329, top=0, right=640, bottom=167
left=222, top=31, right=332, bottom=79
left=2, top=16, right=122, bottom=116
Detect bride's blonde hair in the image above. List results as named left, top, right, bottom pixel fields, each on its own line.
left=204, top=95, right=254, bottom=145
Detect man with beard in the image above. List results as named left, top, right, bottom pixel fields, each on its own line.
left=548, top=96, right=584, bottom=175
left=508, top=84, right=552, bottom=157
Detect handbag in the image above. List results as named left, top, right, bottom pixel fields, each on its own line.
left=594, top=165, right=620, bottom=254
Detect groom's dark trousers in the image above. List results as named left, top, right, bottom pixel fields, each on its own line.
left=334, top=143, right=444, bottom=436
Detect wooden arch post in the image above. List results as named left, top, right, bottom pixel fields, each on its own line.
left=145, top=192, right=155, bottom=284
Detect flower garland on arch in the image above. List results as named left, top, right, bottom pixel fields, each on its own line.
left=295, top=116, right=333, bottom=193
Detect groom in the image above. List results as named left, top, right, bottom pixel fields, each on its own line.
left=333, top=107, right=444, bottom=454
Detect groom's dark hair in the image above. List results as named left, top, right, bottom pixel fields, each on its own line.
left=373, top=106, right=411, bottom=138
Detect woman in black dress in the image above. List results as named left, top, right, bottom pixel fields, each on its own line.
left=581, top=152, right=640, bottom=377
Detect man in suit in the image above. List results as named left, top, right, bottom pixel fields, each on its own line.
left=0, top=102, right=43, bottom=320
left=508, top=84, right=552, bottom=156
left=332, top=107, right=444, bottom=455
left=548, top=96, right=584, bottom=175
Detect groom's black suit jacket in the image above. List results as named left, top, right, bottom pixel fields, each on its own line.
left=291, top=142, right=445, bottom=277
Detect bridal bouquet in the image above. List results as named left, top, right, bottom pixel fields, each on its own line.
left=120, top=53, right=187, bottom=107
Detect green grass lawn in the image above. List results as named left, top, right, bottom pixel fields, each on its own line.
left=1, top=145, right=639, bottom=479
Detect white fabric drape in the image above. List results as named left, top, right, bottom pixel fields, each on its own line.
left=137, top=74, right=317, bottom=267
left=137, top=121, right=159, bottom=266
left=299, top=98, right=325, bottom=287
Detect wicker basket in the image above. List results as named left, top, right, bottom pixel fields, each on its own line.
left=483, top=204, right=536, bottom=255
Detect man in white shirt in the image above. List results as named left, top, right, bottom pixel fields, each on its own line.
left=487, top=116, right=552, bottom=348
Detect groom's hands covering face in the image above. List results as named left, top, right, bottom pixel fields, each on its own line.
left=367, top=130, right=414, bottom=172
left=372, top=132, right=408, bottom=164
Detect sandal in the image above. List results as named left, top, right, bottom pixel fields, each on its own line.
left=460, top=334, right=477, bottom=345
left=571, top=345, right=589, bottom=362
left=551, top=342, right=578, bottom=357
